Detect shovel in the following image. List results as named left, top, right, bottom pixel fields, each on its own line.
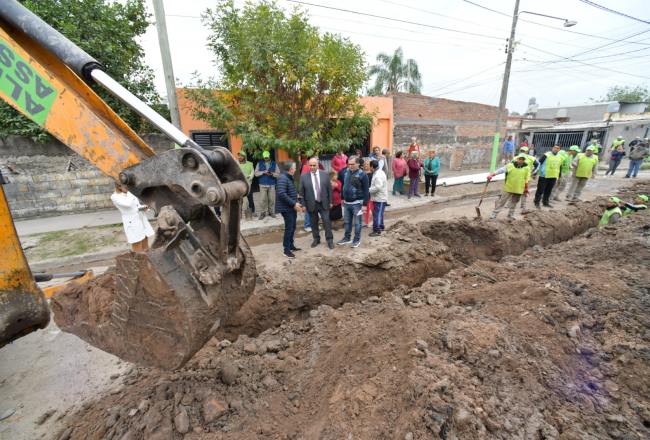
left=475, top=180, right=490, bottom=218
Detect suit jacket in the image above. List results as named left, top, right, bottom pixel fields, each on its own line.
left=299, top=170, right=333, bottom=212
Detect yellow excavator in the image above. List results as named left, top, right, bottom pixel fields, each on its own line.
left=0, top=0, right=255, bottom=369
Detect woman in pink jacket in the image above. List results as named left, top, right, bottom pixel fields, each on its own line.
left=331, top=149, right=348, bottom=173
left=391, top=151, right=407, bottom=196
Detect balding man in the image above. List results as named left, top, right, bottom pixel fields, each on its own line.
left=299, top=157, right=334, bottom=249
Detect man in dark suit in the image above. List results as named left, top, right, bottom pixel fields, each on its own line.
left=299, top=157, right=334, bottom=249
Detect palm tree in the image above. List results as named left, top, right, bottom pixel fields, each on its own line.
left=367, top=47, right=422, bottom=95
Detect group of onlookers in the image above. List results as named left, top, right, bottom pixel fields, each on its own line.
left=237, top=138, right=443, bottom=258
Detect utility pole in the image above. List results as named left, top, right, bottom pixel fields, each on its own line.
left=152, top=0, right=181, bottom=130
left=490, top=0, right=520, bottom=172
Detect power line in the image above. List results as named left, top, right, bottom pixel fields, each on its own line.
left=462, top=0, right=650, bottom=46
left=509, top=28, right=650, bottom=73
left=516, top=45, right=650, bottom=65
left=427, top=62, right=505, bottom=95
left=577, top=0, right=650, bottom=25
left=309, top=13, right=502, bottom=48
left=284, top=0, right=505, bottom=41
left=378, top=0, right=596, bottom=49
left=519, top=43, right=650, bottom=79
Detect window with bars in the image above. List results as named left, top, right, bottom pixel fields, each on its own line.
left=190, top=131, right=230, bottom=150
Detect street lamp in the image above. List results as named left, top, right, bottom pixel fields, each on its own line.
left=489, top=2, right=577, bottom=171
left=520, top=11, right=578, bottom=28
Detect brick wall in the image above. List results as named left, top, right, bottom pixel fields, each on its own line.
left=391, top=94, right=502, bottom=169
left=1, top=134, right=174, bottom=219
left=4, top=169, right=114, bottom=218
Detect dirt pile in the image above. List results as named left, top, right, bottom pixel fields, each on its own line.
left=54, top=188, right=650, bottom=440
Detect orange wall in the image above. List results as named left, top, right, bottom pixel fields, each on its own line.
left=177, top=89, right=392, bottom=157
left=358, top=96, right=393, bottom=153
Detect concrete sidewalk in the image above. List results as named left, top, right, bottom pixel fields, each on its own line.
left=16, top=168, right=493, bottom=237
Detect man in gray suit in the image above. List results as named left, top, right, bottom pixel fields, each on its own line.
left=299, top=157, right=334, bottom=249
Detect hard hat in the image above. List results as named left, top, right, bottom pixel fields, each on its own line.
left=515, top=153, right=527, bottom=160
left=520, top=146, right=529, bottom=152
left=262, top=151, right=271, bottom=158
left=617, top=136, right=623, bottom=140
left=585, top=146, right=595, bottom=151
left=638, top=194, right=649, bottom=202
left=237, top=150, right=246, bottom=157
left=569, top=145, right=581, bottom=152
left=609, top=196, right=621, bottom=204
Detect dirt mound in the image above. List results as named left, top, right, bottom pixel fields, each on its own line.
left=54, top=191, right=650, bottom=439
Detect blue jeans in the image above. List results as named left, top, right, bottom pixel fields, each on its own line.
left=372, top=201, right=386, bottom=232
left=626, top=159, right=643, bottom=177
left=281, top=211, right=297, bottom=252
left=343, top=202, right=363, bottom=242
left=304, top=211, right=311, bottom=229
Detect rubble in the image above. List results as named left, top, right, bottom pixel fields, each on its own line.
left=53, top=186, right=650, bottom=439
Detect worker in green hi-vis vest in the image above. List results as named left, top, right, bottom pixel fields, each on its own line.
left=487, top=154, right=530, bottom=220
left=237, top=151, right=255, bottom=220
left=533, top=144, right=563, bottom=208
left=552, top=145, right=581, bottom=201
left=565, top=146, right=598, bottom=203
left=513, top=146, right=539, bottom=212
left=599, top=197, right=623, bottom=226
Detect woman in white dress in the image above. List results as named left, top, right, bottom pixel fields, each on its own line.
left=110, top=183, right=154, bottom=252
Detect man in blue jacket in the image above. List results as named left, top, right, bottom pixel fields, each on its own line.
left=275, top=160, right=303, bottom=258
left=336, top=156, right=369, bottom=248
left=254, top=150, right=280, bottom=219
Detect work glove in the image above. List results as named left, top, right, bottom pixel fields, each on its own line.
left=486, top=173, right=495, bottom=181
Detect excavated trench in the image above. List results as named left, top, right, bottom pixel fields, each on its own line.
left=218, top=199, right=604, bottom=339
left=52, top=194, right=610, bottom=366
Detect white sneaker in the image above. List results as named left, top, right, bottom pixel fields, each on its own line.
left=304, top=227, right=312, bottom=232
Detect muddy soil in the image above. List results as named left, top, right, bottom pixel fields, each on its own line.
left=418, top=202, right=603, bottom=263
left=51, top=183, right=650, bottom=440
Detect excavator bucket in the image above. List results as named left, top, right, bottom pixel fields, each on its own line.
left=51, top=231, right=256, bottom=370
left=0, top=0, right=255, bottom=368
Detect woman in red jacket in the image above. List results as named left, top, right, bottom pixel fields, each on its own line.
left=407, top=151, right=422, bottom=199
left=329, top=171, right=343, bottom=222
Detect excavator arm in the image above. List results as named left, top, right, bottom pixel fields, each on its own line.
left=0, top=0, right=255, bottom=369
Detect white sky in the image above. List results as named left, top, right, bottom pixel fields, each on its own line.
left=139, top=0, right=650, bottom=114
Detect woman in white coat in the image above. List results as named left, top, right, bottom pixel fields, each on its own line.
left=110, top=183, right=154, bottom=252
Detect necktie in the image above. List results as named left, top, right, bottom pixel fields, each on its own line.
left=314, top=172, right=321, bottom=202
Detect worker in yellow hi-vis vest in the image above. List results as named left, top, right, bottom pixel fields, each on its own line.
left=533, top=144, right=563, bottom=208
left=487, top=154, right=530, bottom=219
left=565, top=146, right=598, bottom=203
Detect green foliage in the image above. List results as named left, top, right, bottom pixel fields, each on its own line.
left=0, top=0, right=168, bottom=142
left=601, top=85, right=650, bottom=103
left=368, top=47, right=422, bottom=95
left=186, top=0, right=372, bottom=157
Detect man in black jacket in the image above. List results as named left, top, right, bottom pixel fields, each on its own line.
left=275, top=161, right=303, bottom=258
left=299, top=157, right=334, bottom=249
left=336, top=156, right=369, bottom=248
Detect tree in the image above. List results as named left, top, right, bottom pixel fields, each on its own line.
left=601, top=85, right=650, bottom=103
left=186, top=0, right=372, bottom=157
left=0, top=0, right=168, bottom=142
left=367, top=47, right=422, bottom=95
